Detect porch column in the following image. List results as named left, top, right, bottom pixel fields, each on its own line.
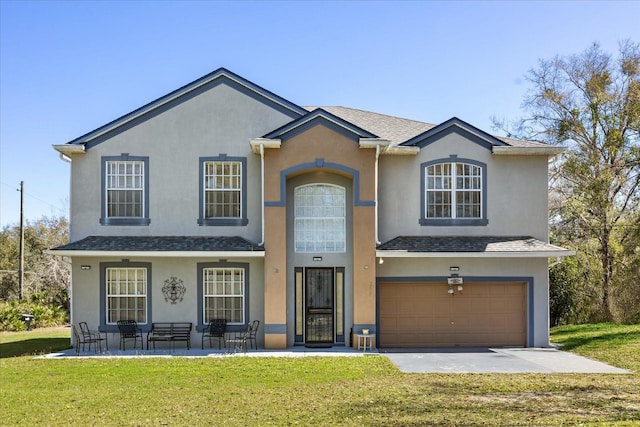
left=263, top=205, right=287, bottom=349
left=352, top=205, right=376, bottom=346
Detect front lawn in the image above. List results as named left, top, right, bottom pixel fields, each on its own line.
left=0, top=324, right=638, bottom=425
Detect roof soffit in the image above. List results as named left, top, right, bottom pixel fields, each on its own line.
left=63, top=68, right=307, bottom=149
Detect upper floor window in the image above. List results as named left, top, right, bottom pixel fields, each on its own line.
left=100, top=155, right=150, bottom=226
left=295, top=184, right=345, bottom=252
left=420, top=157, right=488, bottom=226
left=198, top=156, right=248, bottom=226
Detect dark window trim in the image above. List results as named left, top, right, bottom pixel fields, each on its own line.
left=196, top=262, right=250, bottom=333
left=98, top=261, right=152, bottom=333
left=198, top=155, right=248, bottom=226
left=100, top=154, right=150, bottom=226
left=419, top=155, right=488, bottom=226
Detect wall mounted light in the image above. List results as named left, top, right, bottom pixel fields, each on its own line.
left=379, top=257, right=384, bottom=264
left=80, top=265, right=91, bottom=270
left=450, top=266, right=460, bottom=272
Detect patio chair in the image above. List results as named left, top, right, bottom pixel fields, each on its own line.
left=117, top=320, right=143, bottom=350
left=202, top=318, right=227, bottom=349
left=247, top=320, right=260, bottom=350
left=79, top=321, right=107, bottom=352
left=72, top=324, right=101, bottom=356
left=227, top=322, right=252, bottom=353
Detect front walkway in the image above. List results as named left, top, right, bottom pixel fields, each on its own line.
left=41, top=345, right=375, bottom=359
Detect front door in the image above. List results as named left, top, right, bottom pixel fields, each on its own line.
left=305, top=268, right=334, bottom=344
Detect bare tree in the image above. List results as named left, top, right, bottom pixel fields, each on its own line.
left=498, top=41, right=640, bottom=321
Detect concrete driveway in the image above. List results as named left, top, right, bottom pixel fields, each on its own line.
left=382, top=347, right=630, bottom=374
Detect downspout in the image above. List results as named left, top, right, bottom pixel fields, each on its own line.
left=258, top=143, right=265, bottom=246
left=375, top=144, right=381, bottom=245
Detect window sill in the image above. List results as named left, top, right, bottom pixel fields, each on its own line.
left=198, top=218, right=248, bottom=226
left=419, top=218, right=488, bottom=226
left=100, top=218, right=151, bottom=226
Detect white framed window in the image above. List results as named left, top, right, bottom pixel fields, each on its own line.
left=203, top=267, right=245, bottom=324
left=425, top=162, right=482, bottom=219
left=294, top=184, right=346, bottom=253
left=106, top=161, right=145, bottom=218
left=106, top=267, right=147, bottom=324
left=203, top=161, right=242, bottom=218
left=101, top=155, right=149, bottom=226
left=198, top=156, right=248, bottom=226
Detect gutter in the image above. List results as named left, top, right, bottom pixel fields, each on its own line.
left=376, top=250, right=576, bottom=259
left=47, top=250, right=266, bottom=258
left=259, top=143, right=265, bottom=246
left=375, top=144, right=381, bottom=244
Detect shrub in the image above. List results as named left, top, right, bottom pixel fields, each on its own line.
left=0, top=299, right=68, bottom=331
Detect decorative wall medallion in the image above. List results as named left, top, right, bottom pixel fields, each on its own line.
left=162, top=277, right=186, bottom=304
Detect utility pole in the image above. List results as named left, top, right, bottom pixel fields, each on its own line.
left=18, top=181, right=24, bottom=300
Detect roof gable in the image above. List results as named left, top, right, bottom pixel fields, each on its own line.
left=401, top=117, right=509, bottom=151
left=66, top=68, right=307, bottom=149
left=263, top=108, right=379, bottom=142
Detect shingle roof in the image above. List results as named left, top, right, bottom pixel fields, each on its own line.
left=304, top=106, right=435, bottom=145
left=304, top=106, right=546, bottom=148
left=377, top=236, right=569, bottom=253
left=52, top=236, right=264, bottom=252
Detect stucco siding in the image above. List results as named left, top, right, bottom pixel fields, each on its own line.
left=70, top=255, right=265, bottom=349
left=378, top=132, right=550, bottom=242
left=69, top=83, right=293, bottom=241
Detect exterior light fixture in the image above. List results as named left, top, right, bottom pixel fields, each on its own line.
left=449, top=266, right=459, bottom=272
left=80, top=265, right=91, bottom=270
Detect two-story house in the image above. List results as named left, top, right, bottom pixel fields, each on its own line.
left=52, top=68, right=572, bottom=350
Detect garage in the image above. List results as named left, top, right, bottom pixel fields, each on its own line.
left=379, top=281, right=527, bottom=347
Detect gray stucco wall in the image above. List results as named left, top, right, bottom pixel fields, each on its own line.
left=70, top=256, right=265, bottom=349
left=68, top=83, right=294, bottom=241
left=378, top=131, right=551, bottom=242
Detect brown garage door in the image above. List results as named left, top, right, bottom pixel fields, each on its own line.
left=379, top=282, right=526, bottom=347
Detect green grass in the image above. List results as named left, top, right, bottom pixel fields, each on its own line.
left=0, top=324, right=638, bottom=426
left=0, top=327, right=71, bottom=358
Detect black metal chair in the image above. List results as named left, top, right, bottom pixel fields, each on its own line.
left=247, top=320, right=260, bottom=350
left=72, top=323, right=101, bottom=355
left=117, top=320, right=143, bottom=350
left=79, top=321, right=107, bottom=352
left=227, top=322, right=252, bottom=353
left=202, top=318, right=227, bottom=349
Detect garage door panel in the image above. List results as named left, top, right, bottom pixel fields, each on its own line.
left=379, top=282, right=526, bottom=347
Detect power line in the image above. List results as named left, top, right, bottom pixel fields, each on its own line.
left=1, top=181, right=63, bottom=211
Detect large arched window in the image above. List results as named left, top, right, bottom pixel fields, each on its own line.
left=294, top=184, right=346, bottom=252
left=420, top=157, right=488, bottom=226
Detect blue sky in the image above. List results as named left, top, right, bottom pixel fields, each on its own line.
left=1, top=0, right=638, bottom=228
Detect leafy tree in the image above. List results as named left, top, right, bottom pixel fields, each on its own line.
left=497, top=41, right=640, bottom=322
left=0, top=216, right=69, bottom=305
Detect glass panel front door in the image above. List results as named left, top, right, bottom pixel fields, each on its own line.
left=305, top=268, right=334, bottom=344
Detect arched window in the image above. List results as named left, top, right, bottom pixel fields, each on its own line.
left=294, top=184, right=346, bottom=252
left=421, top=158, right=487, bottom=226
